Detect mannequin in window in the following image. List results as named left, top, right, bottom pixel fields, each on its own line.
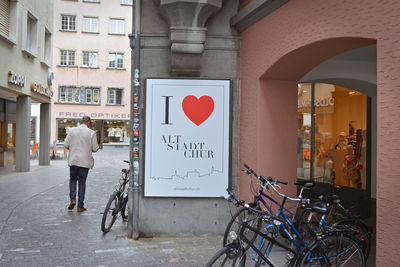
left=334, top=132, right=347, bottom=150
left=342, top=145, right=361, bottom=188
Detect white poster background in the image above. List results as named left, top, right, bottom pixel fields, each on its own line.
left=145, top=79, right=231, bottom=197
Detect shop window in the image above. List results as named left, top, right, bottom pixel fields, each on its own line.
left=109, top=18, right=124, bottom=35
left=108, top=52, right=124, bottom=69
left=7, top=123, right=15, bottom=148
left=61, top=14, right=76, bottom=31
left=60, top=49, right=75, bottom=66
left=297, top=83, right=368, bottom=190
left=83, top=16, right=98, bottom=33
left=107, top=88, right=123, bottom=105
left=59, top=86, right=80, bottom=103
left=82, top=51, right=98, bottom=68
left=57, top=118, right=80, bottom=143
left=104, top=120, right=129, bottom=144
left=30, top=117, right=36, bottom=145
left=85, top=87, right=100, bottom=104
left=22, top=9, right=38, bottom=57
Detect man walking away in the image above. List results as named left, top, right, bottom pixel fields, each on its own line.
left=64, top=116, right=99, bottom=212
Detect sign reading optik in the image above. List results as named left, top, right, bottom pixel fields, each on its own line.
left=145, top=79, right=231, bottom=197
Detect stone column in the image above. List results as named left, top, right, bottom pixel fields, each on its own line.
left=15, top=96, right=31, bottom=172
left=155, top=0, right=222, bottom=76
left=39, top=103, right=51, bottom=165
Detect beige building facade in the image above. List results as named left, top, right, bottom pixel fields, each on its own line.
left=51, top=0, right=132, bottom=150
left=0, top=0, right=54, bottom=171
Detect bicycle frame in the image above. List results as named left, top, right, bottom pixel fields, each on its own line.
left=239, top=219, right=298, bottom=267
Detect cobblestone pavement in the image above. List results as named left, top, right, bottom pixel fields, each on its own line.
left=0, top=149, right=221, bottom=266
left=0, top=149, right=376, bottom=266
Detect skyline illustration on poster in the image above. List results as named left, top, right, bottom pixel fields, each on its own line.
left=150, top=166, right=223, bottom=180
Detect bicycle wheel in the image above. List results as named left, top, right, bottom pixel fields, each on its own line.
left=120, top=195, right=128, bottom=221
left=101, top=191, right=120, bottom=233
left=206, top=243, right=246, bottom=267
left=223, top=207, right=262, bottom=249
left=297, top=234, right=365, bottom=267
left=336, top=220, right=371, bottom=260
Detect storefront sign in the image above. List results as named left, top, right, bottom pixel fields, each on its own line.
left=31, top=82, right=53, bottom=98
left=58, top=111, right=130, bottom=119
left=298, top=97, right=335, bottom=114
left=8, top=71, right=25, bottom=87
left=145, top=79, right=231, bottom=197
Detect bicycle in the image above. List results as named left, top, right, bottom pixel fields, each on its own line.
left=207, top=191, right=366, bottom=267
left=101, top=160, right=130, bottom=233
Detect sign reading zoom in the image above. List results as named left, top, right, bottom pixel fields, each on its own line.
left=145, top=79, right=231, bottom=197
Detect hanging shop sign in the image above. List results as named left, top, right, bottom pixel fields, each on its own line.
left=31, top=82, right=53, bottom=98
left=8, top=71, right=25, bottom=87
left=145, top=78, right=231, bottom=197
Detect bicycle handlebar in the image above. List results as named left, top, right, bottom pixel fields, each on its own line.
left=243, top=163, right=288, bottom=185
left=226, top=190, right=285, bottom=224
left=124, top=160, right=130, bottom=164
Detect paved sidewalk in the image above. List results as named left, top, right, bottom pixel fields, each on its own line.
left=0, top=150, right=221, bottom=266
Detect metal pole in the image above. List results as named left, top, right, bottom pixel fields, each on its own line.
left=128, top=0, right=141, bottom=239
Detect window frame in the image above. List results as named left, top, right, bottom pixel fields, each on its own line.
left=40, top=26, right=52, bottom=66
left=107, top=88, right=123, bottom=105
left=82, top=16, right=99, bottom=33
left=108, top=52, right=124, bottom=69
left=0, top=0, right=18, bottom=45
left=58, top=86, right=81, bottom=104
left=121, top=0, right=133, bottom=5
left=22, top=8, right=39, bottom=57
left=109, top=18, right=125, bottom=35
left=60, top=14, right=76, bottom=32
left=84, top=87, right=100, bottom=104
left=59, top=49, right=75, bottom=66
left=82, top=51, right=98, bottom=68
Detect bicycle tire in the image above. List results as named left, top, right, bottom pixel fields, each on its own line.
left=223, top=207, right=263, bottom=249
left=206, top=243, right=246, bottom=267
left=101, top=191, right=119, bottom=233
left=336, top=220, right=371, bottom=260
left=296, top=234, right=365, bottom=267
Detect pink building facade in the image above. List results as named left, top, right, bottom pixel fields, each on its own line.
left=51, top=0, right=132, bottom=150
left=237, top=0, right=400, bottom=265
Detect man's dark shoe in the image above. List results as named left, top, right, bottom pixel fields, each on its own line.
left=68, top=200, right=76, bottom=210
left=77, top=207, right=87, bottom=212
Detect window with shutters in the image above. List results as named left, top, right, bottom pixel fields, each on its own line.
left=0, top=0, right=17, bottom=44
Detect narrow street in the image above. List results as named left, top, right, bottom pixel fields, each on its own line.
left=0, top=149, right=220, bottom=266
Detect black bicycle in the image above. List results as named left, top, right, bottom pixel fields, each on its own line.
left=101, top=160, right=130, bottom=233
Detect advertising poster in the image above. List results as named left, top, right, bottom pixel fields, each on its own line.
left=145, top=79, right=231, bottom=197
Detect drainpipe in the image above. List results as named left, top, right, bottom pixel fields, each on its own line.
left=128, top=0, right=141, bottom=240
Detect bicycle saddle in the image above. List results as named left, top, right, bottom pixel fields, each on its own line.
left=318, top=195, right=341, bottom=204
left=121, top=168, right=129, bottom=174
left=305, top=201, right=328, bottom=214
left=294, top=180, right=315, bottom=188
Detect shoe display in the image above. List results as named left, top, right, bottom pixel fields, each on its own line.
left=77, top=207, right=87, bottom=212
left=68, top=200, right=76, bottom=210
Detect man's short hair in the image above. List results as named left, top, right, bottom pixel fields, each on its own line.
left=81, top=116, right=91, bottom=123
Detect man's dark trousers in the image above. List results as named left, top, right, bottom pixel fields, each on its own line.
left=69, top=166, right=89, bottom=209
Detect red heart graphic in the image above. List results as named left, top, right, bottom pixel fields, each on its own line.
left=182, top=95, right=214, bottom=126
